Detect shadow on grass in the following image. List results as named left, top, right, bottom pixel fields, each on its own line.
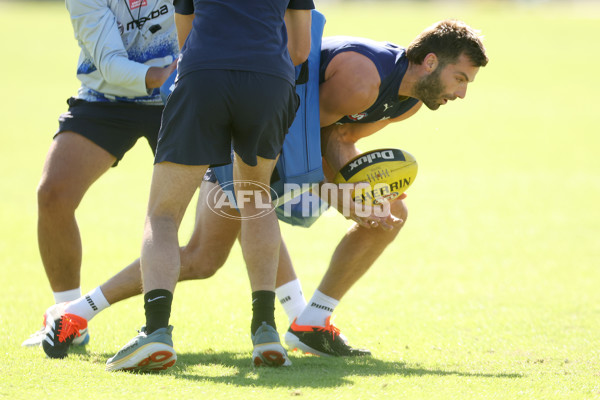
left=77, top=348, right=523, bottom=388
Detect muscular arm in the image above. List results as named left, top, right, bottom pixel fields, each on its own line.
left=317, top=105, right=420, bottom=229
left=320, top=101, right=423, bottom=175
left=318, top=123, right=403, bottom=230
left=319, top=52, right=382, bottom=127
left=314, top=44, right=422, bottom=227
left=285, top=9, right=312, bottom=66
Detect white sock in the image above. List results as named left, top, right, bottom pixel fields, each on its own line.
left=64, top=287, right=110, bottom=321
left=295, top=289, right=339, bottom=327
left=53, top=288, right=81, bottom=304
left=275, top=279, right=307, bottom=324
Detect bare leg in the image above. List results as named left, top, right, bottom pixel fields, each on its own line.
left=276, top=239, right=298, bottom=287
left=141, top=162, right=206, bottom=293
left=37, top=132, right=116, bottom=292
left=99, top=260, right=144, bottom=305
left=179, top=181, right=241, bottom=280
left=318, top=199, right=408, bottom=300
left=233, top=153, right=291, bottom=366
left=100, top=180, right=241, bottom=304
left=233, top=154, right=280, bottom=292
left=285, top=200, right=407, bottom=356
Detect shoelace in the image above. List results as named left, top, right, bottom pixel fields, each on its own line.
left=317, top=317, right=341, bottom=341
left=57, top=315, right=83, bottom=343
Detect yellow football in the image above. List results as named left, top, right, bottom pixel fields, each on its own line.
left=333, top=148, right=418, bottom=205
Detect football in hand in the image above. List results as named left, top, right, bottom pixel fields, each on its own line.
left=333, top=148, right=418, bottom=205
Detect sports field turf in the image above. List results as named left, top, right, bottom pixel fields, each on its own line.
left=0, top=1, right=599, bottom=399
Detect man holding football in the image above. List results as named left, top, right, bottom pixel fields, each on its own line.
left=283, top=22, right=487, bottom=355
left=31, top=19, right=488, bottom=360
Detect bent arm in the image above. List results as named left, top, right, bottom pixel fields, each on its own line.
left=66, top=0, right=151, bottom=94
left=320, top=101, right=421, bottom=175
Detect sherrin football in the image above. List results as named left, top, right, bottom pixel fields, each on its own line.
left=333, top=148, right=418, bottom=206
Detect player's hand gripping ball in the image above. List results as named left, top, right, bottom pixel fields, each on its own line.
left=333, top=148, right=418, bottom=206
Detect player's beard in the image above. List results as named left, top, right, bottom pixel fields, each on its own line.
left=413, top=66, right=446, bottom=110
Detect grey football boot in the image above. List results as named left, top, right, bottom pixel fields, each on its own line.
left=106, top=326, right=176, bottom=372
left=251, top=322, right=291, bottom=367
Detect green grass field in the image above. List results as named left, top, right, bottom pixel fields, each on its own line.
left=1, top=1, right=599, bottom=399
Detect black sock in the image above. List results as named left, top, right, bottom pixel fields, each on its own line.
left=144, top=289, right=173, bottom=334
left=251, top=290, right=276, bottom=335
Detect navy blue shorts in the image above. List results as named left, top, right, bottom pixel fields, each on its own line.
left=56, top=97, right=163, bottom=166
left=156, top=69, right=299, bottom=167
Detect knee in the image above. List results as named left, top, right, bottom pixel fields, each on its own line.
left=179, top=245, right=223, bottom=280
left=37, top=177, right=76, bottom=213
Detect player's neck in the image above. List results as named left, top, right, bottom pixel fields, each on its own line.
left=398, top=61, right=420, bottom=99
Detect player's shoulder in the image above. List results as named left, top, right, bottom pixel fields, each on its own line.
left=326, top=51, right=380, bottom=95
left=323, top=36, right=402, bottom=83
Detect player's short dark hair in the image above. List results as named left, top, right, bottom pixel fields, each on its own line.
left=407, top=19, right=488, bottom=67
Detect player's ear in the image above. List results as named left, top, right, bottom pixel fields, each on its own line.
left=423, top=53, right=439, bottom=73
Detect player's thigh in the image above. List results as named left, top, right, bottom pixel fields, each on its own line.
left=40, top=98, right=163, bottom=204
left=180, top=173, right=240, bottom=278
left=182, top=177, right=241, bottom=271
left=39, top=131, right=116, bottom=205
left=192, top=174, right=241, bottom=244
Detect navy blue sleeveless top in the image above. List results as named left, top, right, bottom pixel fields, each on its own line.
left=175, top=0, right=313, bottom=86
left=319, top=36, right=420, bottom=124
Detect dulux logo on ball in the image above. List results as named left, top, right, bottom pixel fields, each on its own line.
left=348, top=150, right=395, bottom=171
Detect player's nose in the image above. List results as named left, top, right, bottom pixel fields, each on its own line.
left=455, top=86, right=467, bottom=99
